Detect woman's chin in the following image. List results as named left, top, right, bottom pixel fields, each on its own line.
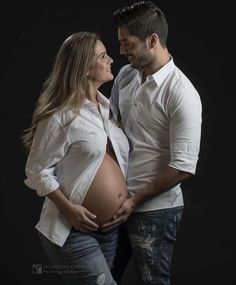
left=107, top=74, right=114, bottom=81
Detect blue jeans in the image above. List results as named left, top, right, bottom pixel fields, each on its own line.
left=39, top=228, right=118, bottom=285
left=126, top=206, right=183, bottom=285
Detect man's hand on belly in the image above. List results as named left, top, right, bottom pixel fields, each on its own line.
left=101, top=196, right=135, bottom=232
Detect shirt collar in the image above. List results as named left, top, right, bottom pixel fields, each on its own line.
left=83, top=90, right=110, bottom=109
left=136, top=55, right=175, bottom=86
left=149, top=55, right=174, bottom=86
left=96, top=90, right=110, bottom=108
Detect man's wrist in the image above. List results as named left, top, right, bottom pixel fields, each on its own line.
left=133, top=192, right=142, bottom=207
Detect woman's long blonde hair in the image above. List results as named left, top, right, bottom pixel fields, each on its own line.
left=22, top=31, right=100, bottom=152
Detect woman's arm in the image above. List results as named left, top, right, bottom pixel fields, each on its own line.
left=47, top=189, right=98, bottom=232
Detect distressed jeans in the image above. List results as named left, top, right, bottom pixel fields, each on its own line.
left=126, top=206, right=183, bottom=285
left=39, top=227, right=118, bottom=285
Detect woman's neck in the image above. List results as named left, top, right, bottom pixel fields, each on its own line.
left=88, top=83, right=99, bottom=107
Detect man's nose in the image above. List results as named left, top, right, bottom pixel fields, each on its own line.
left=119, top=45, right=126, bottom=55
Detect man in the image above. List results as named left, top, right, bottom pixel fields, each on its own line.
left=102, top=1, right=202, bottom=284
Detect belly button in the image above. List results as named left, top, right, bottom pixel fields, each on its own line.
left=118, top=193, right=122, bottom=198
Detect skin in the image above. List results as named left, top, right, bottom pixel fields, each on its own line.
left=48, top=40, right=114, bottom=233
left=87, top=40, right=114, bottom=104
left=101, top=27, right=192, bottom=231
left=117, top=27, right=169, bottom=79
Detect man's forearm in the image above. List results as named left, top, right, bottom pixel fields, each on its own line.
left=133, top=166, right=191, bottom=207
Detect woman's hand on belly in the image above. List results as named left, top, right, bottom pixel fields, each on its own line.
left=47, top=188, right=99, bottom=232
left=66, top=203, right=99, bottom=232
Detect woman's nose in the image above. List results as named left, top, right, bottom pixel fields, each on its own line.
left=109, top=56, right=113, bottom=64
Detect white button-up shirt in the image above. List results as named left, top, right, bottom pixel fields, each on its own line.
left=110, top=58, right=202, bottom=212
left=24, top=91, right=130, bottom=246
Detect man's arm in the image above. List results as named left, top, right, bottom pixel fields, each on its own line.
left=101, top=165, right=191, bottom=231
left=133, top=165, right=191, bottom=206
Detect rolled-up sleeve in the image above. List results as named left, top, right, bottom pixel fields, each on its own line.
left=24, top=116, right=69, bottom=196
left=168, top=87, right=202, bottom=174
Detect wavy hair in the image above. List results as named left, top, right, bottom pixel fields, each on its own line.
left=22, top=31, right=100, bottom=152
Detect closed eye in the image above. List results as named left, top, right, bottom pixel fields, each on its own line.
left=99, top=52, right=107, bottom=59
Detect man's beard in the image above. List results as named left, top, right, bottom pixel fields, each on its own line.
left=130, top=51, right=150, bottom=70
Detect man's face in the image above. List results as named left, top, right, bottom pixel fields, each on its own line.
left=118, top=27, right=151, bottom=69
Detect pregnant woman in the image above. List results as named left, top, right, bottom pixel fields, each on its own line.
left=22, top=32, right=129, bottom=285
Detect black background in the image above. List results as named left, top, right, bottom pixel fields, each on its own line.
left=1, top=1, right=236, bottom=284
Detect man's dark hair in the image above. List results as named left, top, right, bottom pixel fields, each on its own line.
left=113, top=1, right=168, bottom=46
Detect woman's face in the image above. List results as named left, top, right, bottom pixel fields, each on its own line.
left=88, top=40, right=114, bottom=85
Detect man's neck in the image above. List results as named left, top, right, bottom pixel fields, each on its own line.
left=143, top=48, right=170, bottom=79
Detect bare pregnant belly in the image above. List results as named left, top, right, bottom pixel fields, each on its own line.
left=82, top=152, right=127, bottom=227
